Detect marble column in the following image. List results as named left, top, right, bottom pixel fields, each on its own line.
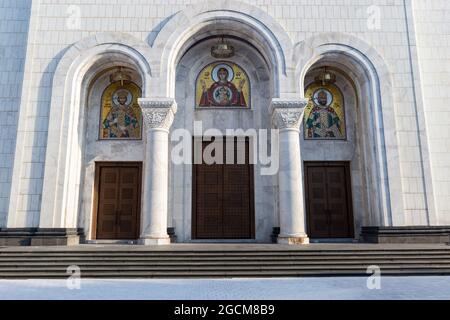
left=270, top=98, right=309, bottom=245
left=138, top=98, right=177, bottom=245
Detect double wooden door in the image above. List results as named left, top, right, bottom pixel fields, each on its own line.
left=94, top=163, right=141, bottom=240
left=305, top=162, right=354, bottom=239
left=193, top=138, right=255, bottom=239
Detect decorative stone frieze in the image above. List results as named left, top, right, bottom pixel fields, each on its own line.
left=270, top=98, right=308, bottom=130
left=139, top=98, right=178, bottom=130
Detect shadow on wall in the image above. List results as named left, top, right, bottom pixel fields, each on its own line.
left=1, top=1, right=35, bottom=228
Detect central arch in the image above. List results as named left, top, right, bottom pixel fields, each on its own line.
left=152, top=1, right=291, bottom=242
left=151, top=0, right=295, bottom=99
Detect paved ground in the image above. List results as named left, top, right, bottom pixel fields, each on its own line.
left=0, top=276, right=449, bottom=300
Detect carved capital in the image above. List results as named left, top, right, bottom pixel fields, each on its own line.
left=270, top=98, right=308, bottom=130
left=138, top=98, right=177, bottom=131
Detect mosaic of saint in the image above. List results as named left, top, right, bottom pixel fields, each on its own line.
left=100, top=81, right=142, bottom=139
left=196, top=62, right=250, bottom=108
left=304, top=83, right=346, bottom=139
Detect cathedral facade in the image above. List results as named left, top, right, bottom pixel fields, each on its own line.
left=0, top=0, right=449, bottom=245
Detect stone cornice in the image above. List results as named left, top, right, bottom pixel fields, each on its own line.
left=138, top=98, right=177, bottom=130
left=270, top=98, right=308, bottom=130
left=270, top=98, right=308, bottom=111
left=138, top=98, right=178, bottom=112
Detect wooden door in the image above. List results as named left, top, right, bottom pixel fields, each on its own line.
left=94, top=163, right=141, bottom=240
left=193, top=138, right=254, bottom=239
left=305, top=162, right=354, bottom=239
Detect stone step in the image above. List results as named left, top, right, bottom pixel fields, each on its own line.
left=1, top=268, right=450, bottom=279
left=2, top=250, right=450, bottom=257
left=2, top=254, right=450, bottom=261
left=2, top=254, right=449, bottom=261
left=0, top=257, right=450, bottom=268
left=2, top=246, right=450, bottom=278
left=1, top=263, right=450, bottom=271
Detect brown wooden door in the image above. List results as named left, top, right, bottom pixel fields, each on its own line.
left=95, top=163, right=141, bottom=240
left=305, top=162, right=354, bottom=239
left=193, top=138, right=254, bottom=239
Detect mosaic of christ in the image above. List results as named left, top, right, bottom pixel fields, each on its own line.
left=196, top=62, right=250, bottom=108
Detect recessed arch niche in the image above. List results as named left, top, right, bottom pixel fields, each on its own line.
left=170, top=30, right=276, bottom=242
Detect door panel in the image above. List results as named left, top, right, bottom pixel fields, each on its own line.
left=306, top=167, right=329, bottom=238
left=95, top=163, right=141, bottom=240
left=305, top=162, right=354, bottom=239
left=97, top=168, right=120, bottom=239
left=193, top=138, right=254, bottom=239
left=116, top=167, right=140, bottom=239
left=222, top=149, right=251, bottom=239
left=326, top=166, right=350, bottom=238
left=195, top=162, right=223, bottom=238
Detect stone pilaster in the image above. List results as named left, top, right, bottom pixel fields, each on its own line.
left=270, top=98, right=309, bottom=245
left=139, top=98, right=177, bottom=245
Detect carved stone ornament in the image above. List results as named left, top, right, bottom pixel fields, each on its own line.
left=139, top=98, right=178, bottom=130
left=270, top=98, right=308, bottom=130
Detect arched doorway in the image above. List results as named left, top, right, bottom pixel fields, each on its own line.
left=301, top=65, right=360, bottom=239
left=300, top=49, right=397, bottom=240
left=171, top=32, right=275, bottom=242
left=295, top=36, right=404, bottom=236
left=39, top=34, right=152, bottom=241
left=83, top=65, right=144, bottom=240
left=149, top=1, right=305, bottom=244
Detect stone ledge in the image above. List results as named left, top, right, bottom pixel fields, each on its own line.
left=138, top=237, right=171, bottom=245
left=0, top=228, right=84, bottom=246
left=277, top=236, right=310, bottom=245
left=360, top=226, right=450, bottom=244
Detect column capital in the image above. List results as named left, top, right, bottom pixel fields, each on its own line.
left=138, top=98, right=178, bottom=131
left=270, top=98, right=308, bottom=130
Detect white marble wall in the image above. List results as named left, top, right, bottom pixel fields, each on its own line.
left=0, top=1, right=31, bottom=227
left=413, top=0, right=450, bottom=225
left=3, top=0, right=449, bottom=232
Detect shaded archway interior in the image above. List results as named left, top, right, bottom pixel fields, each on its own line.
left=170, top=21, right=276, bottom=242
left=172, top=19, right=281, bottom=95
left=75, top=52, right=146, bottom=239
left=302, top=55, right=384, bottom=238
